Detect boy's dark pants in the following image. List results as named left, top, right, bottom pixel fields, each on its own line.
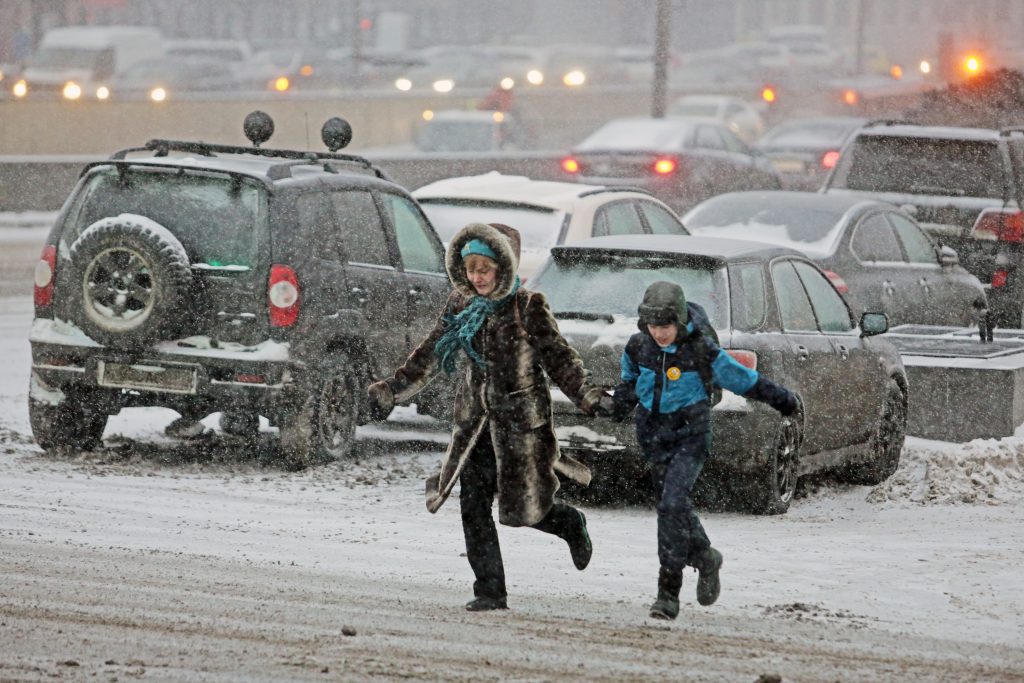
left=649, top=431, right=712, bottom=574
left=459, top=430, right=581, bottom=600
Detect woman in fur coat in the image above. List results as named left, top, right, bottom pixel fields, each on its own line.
left=366, top=222, right=612, bottom=611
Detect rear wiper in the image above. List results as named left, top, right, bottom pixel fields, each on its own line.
left=554, top=311, right=615, bottom=323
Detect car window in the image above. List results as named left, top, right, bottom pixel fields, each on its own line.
left=792, top=261, right=853, bottom=332
left=886, top=212, right=937, bottom=264
left=719, top=128, right=749, bottom=154
left=695, top=126, right=725, bottom=151
left=638, top=201, right=688, bottom=235
left=381, top=193, right=444, bottom=273
left=417, top=201, right=566, bottom=250
left=851, top=214, right=902, bottom=262
left=594, top=202, right=645, bottom=236
left=327, top=191, right=391, bottom=266
left=772, top=261, right=818, bottom=331
left=729, top=262, right=767, bottom=331
left=834, top=135, right=1004, bottom=198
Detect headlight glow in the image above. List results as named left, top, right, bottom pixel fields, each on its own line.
left=95, top=86, right=110, bottom=100
left=562, top=70, right=586, bottom=87
left=395, top=77, right=412, bottom=91
left=62, top=81, right=82, bottom=100
left=527, top=70, right=544, bottom=85
left=150, top=87, right=167, bottom=102
left=13, top=79, right=27, bottom=97
left=433, top=79, right=454, bottom=93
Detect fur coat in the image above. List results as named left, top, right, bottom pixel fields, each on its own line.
left=381, top=222, right=598, bottom=527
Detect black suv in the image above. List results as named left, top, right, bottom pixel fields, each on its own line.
left=823, top=122, right=1024, bottom=327
left=28, top=113, right=451, bottom=467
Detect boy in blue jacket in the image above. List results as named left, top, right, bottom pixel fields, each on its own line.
left=610, top=281, right=800, bottom=620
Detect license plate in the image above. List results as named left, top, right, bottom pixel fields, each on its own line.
left=97, top=361, right=198, bottom=394
left=771, top=159, right=806, bottom=173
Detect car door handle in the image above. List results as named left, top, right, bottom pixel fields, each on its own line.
left=796, top=345, right=809, bottom=361
left=837, top=344, right=849, bottom=360
left=408, top=288, right=422, bottom=296
left=882, top=281, right=896, bottom=296
left=919, top=277, right=931, bottom=290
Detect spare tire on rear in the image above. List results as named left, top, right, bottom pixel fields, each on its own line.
left=68, top=213, right=192, bottom=350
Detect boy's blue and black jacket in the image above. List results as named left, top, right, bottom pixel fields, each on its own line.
left=613, top=302, right=797, bottom=459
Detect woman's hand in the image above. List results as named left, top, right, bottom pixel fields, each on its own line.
left=364, top=380, right=395, bottom=424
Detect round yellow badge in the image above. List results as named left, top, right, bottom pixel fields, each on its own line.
left=666, top=367, right=681, bottom=381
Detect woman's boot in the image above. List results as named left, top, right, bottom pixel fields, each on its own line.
left=649, top=567, right=683, bottom=620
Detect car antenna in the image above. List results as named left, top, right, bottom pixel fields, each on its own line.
left=305, top=112, right=311, bottom=149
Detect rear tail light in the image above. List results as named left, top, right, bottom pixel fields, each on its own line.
left=992, top=269, right=1009, bottom=288
left=820, top=150, right=840, bottom=169
left=653, top=157, right=678, bottom=175
left=561, top=157, right=580, bottom=174
left=34, top=244, right=57, bottom=307
left=268, top=264, right=300, bottom=327
left=823, top=269, right=850, bottom=294
left=972, top=208, right=1024, bottom=242
left=234, top=373, right=267, bottom=384
left=726, top=349, right=758, bottom=370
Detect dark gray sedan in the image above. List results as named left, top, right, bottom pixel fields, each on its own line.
left=531, top=235, right=907, bottom=514
left=683, top=191, right=988, bottom=327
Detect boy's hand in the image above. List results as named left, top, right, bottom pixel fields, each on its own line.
left=580, top=387, right=612, bottom=417
left=594, top=394, right=619, bottom=418
left=780, top=391, right=803, bottom=418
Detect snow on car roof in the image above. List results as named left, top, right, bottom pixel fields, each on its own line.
left=554, top=233, right=799, bottom=261
left=858, top=124, right=1002, bottom=141
left=413, top=172, right=636, bottom=211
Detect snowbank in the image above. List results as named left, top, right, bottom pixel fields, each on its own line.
left=868, top=436, right=1024, bottom=506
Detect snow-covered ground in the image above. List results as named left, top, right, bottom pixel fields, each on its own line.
left=2, top=225, right=1023, bottom=680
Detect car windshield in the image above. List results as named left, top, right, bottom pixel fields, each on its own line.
left=29, top=47, right=108, bottom=71
left=531, top=252, right=729, bottom=329
left=759, top=120, right=860, bottom=147
left=66, top=167, right=266, bottom=268
left=576, top=119, right=693, bottom=151
left=835, top=135, right=1005, bottom=198
left=419, top=201, right=566, bottom=250
left=685, top=197, right=846, bottom=255
left=672, top=102, right=718, bottom=116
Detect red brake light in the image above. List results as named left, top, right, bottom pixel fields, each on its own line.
left=34, top=244, right=57, bottom=307
left=653, top=157, right=677, bottom=175
left=823, top=269, right=850, bottom=294
left=268, top=264, right=300, bottom=327
left=726, top=349, right=758, bottom=370
left=820, top=150, right=840, bottom=169
left=972, top=208, right=1024, bottom=243
left=561, top=157, right=580, bottom=173
left=993, top=269, right=1009, bottom=288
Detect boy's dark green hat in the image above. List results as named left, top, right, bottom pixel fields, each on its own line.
left=638, top=281, right=688, bottom=326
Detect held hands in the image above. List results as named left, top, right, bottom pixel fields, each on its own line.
left=779, top=391, right=803, bottom=419
left=363, top=380, right=395, bottom=424
left=581, top=388, right=618, bottom=418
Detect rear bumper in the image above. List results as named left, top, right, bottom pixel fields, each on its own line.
left=29, top=317, right=302, bottom=419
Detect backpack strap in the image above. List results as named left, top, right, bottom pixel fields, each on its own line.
left=687, top=327, right=715, bottom=403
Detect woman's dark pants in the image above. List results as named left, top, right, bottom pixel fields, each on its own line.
left=649, top=432, right=712, bottom=574
left=459, top=432, right=579, bottom=600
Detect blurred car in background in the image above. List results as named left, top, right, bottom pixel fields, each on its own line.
left=393, top=50, right=499, bottom=93
left=530, top=234, right=906, bottom=513
left=165, top=39, right=252, bottom=67
left=669, top=94, right=765, bottom=143
left=413, top=172, right=688, bottom=278
left=413, top=109, right=530, bottom=152
left=107, top=56, right=237, bottom=101
left=561, top=116, right=781, bottom=213
left=755, top=116, right=869, bottom=190
left=684, top=191, right=987, bottom=326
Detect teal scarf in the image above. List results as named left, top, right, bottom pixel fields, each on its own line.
left=434, top=276, right=521, bottom=374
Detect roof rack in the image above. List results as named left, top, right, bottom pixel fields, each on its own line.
left=109, top=139, right=393, bottom=182
left=999, top=126, right=1024, bottom=137
left=862, top=119, right=916, bottom=128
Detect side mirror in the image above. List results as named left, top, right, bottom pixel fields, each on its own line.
left=939, top=244, right=959, bottom=267
left=899, top=203, right=918, bottom=217
left=860, top=311, right=889, bottom=337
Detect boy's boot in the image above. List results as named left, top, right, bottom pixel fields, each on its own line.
left=649, top=567, right=683, bottom=620
left=693, top=547, right=723, bottom=606
left=565, top=509, right=593, bottom=571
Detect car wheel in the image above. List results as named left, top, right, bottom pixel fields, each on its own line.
left=279, top=359, right=359, bottom=470
left=29, top=395, right=108, bottom=452
left=744, top=414, right=802, bottom=515
left=219, top=410, right=260, bottom=438
left=840, top=379, right=906, bottom=485
left=68, top=215, right=192, bottom=350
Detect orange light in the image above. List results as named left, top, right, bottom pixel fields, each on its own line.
left=761, top=86, right=776, bottom=103
left=890, top=64, right=903, bottom=79
left=821, top=150, right=841, bottom=169
left=843, top=89, right=859, bottom=105
left=561, top=157, right=580, bottom=173
left=964, top=54, right=983, bottom=75
left=299, top=64, right=314, bottom=77
left=274, top=76, right=290, bottom=92
left=653, top=158, right=677, bottom=175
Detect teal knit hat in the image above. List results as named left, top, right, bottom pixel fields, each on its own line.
left=460, top=238, right=497, bottom=261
